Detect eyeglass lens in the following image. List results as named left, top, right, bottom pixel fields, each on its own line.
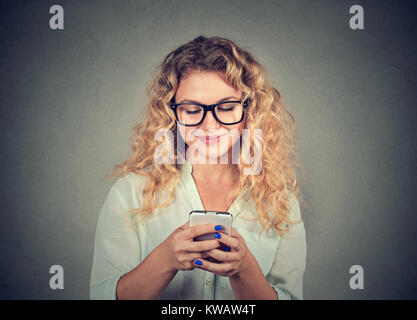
left=176, top=102, right=243, bottom=125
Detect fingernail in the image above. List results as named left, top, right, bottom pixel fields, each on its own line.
left=214, top=232, right=221, bottom=239
left=194, top=259, right=202, bottom=266
left=224, top=246, right=231, bottom=252
left=215, top=225, right=223, bottom=231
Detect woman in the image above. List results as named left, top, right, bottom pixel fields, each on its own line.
left=90, top=35, right=307, bottom=300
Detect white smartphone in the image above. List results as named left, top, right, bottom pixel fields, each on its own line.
left=189, top=210, right=233, bottom=241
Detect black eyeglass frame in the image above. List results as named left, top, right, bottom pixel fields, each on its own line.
left=170, top=99, right=249, bottom=127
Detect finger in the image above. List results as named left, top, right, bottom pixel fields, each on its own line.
left=180, top=252, right=203, bottom=262
left=213, top=232, right=239, bottom=249
left=199, top=252, right=222, bottom=263
left=204, top=249, right=240, bottom=262
left=193, top=258, right=234, bottom=274
left=230, top=228, right=241, bottom=238
left=183, top=239, right=220, bottom=252
left=180, top=223, right=220, bottom=240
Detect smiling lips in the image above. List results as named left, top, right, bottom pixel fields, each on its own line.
left=197, top=134, right=226, bottom=144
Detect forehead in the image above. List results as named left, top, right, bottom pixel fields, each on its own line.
left=175, top=70, right=241, bottom=103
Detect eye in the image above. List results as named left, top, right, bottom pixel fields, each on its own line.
left=185, top=110, right=202, bottom=115
left=178, top=105, right=203, bottom=115
left=217, top=102, right=239, bottom=112
left=217, top=106, right=234, bottom=112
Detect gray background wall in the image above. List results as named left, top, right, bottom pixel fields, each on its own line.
left=1, top=0, right=416, bottom=299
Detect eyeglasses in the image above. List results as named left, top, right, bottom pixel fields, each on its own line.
left=170, top=99, right=249, bottom=126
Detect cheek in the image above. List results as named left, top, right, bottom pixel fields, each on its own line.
left=179, top=127, right=196, bottom=145
left=224, top=125, right=244, bottom=149
left=233, top=123, right=245, bottom=141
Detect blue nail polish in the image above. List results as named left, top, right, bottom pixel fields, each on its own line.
left=215, top=225, right=223, bottom=231
left=214, top=232, right=221, bottom=239
left=224, top=246, right=231, bottom=252
left=194, top=259, right=202, bottom=266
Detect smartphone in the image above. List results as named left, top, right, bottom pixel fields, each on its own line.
left=189, top=210, right=233, bottom=241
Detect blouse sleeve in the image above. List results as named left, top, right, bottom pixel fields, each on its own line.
left=89, top=174, right=141, bottom=300
left=266, top=193, right=307, bottom=300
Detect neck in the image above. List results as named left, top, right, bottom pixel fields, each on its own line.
left=192, top=162, right=237, bottom=183
left=189, top=151, right=239, bottom=185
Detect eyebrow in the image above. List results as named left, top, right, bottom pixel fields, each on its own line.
left=177, top=96, right=240, bottom=104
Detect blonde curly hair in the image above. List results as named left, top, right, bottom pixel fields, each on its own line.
left=105, top=35, right=305, bottom=236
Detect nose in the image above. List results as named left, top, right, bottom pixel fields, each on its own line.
left=200, top=109, right=221, bottom=130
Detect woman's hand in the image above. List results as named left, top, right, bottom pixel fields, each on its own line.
left=193, top=227, right=255, bottom=277
left=160, top=222, right=222, bottom=272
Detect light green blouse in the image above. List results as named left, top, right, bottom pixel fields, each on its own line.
left=90, top=159, right=307, bottom=300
